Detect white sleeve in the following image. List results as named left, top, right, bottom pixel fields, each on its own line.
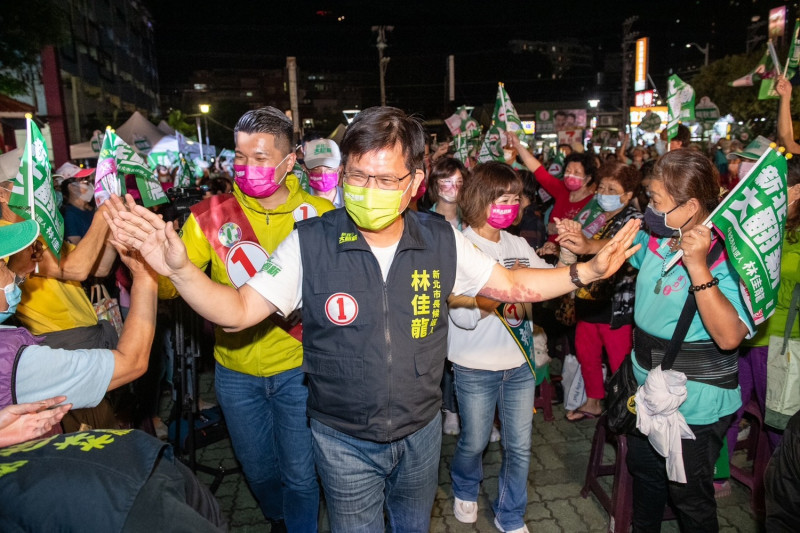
left=245, top=230, right=303, bottom=316
left=15, top=345, right=115, bottom=408
left=448, top=301, right=482, bottom=330
left=451, top=226, right=497, bottom=297
left=527, top=245, right=554, bottom=269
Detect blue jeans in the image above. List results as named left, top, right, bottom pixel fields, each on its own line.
left=451, top=363, right=534, bottom=531
left=311, top=415, right=441, bottom=533
left=215, top=364, right=319, bottom=532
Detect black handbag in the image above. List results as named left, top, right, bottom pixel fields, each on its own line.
left=605, top=240, right=723, bottom=434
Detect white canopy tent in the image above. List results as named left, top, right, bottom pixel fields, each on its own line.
left=115, top=111, right=165, bottom=153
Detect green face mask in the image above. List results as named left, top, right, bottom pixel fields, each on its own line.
left=343, top=181, right=411, bottom=231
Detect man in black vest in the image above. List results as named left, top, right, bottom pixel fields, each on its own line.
left=106, top=106, right=641, bottom=533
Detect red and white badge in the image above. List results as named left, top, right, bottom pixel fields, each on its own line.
left=502, top=303, right=525, bottom=327
left=293, top=203, right=318, bottom=222
left=225, top=241, right=269, bottom=288
left=325, top=293, right=358, bottom=326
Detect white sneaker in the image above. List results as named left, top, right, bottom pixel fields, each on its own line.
left=494, top=517, right=530, bottom=533
left=453, top=497, right=478, bottom=523
left=443, top=410, right=460, bottom=435
left=489, top=424, right=501, bottom=442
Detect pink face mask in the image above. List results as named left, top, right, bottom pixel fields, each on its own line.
left=308, top=171, right=339, bottom=192
left=437, top=179, right=462, bottom=203
left=486, top=203, right=520, bottom=229
left=234, top=157, right=288, bottom=198
left=563, top=174, right=585, bottom=191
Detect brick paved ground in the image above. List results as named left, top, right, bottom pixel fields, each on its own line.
left=182, top=372, right=761, bottom=533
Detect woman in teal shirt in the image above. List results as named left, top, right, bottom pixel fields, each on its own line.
left=726, top=159, right=800, bottom=454
left=558, top=150, right=754, bottom=531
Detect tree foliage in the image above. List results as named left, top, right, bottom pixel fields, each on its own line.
left=0, top=0, right=69, bottom=96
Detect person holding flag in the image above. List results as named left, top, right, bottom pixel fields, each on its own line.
left=558, top=150, right=756, bottom=531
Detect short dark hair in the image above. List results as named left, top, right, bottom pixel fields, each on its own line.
left=597, top=161, right=640, bottom=194
left=427, top=157, right=468, bottom=204
left=652, top=149, right=719, bottom=215
left=459, top=162, right=522, bottom=228
left=234, top=107, right=294, bottom=155
left=340, top=107, right=425, bottom=173
left=674, top=124, right=691, bottom=147
left=564, top=152, right=598, bottom=186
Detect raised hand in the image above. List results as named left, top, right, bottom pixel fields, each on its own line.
left=680, top=223, right=713, bottom=274
left=0, top=396, right=71, bottom=447
left=103, top=194, right=190, bottom=278
left=586, top=218, right=641, bottom=279
left=776, top=75, right=792, bottom=99
left=554, top=217, right=591, bottom=254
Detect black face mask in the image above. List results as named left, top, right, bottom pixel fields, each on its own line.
left=644, top=204, right=691, bottom=238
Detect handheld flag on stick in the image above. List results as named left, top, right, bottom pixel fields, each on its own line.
left=8, top=115, right=64, bottom=258
left=445, top=106, right=482, bottom=163
left=759, top=42, right=783, bottom=100
left=478, top=83, right=522, bottom=162
left=784, top=19, right=800, bottom=79
left=665, top=145, right=790, bottom=324
left=94, top=128, right=126, bottom=206
left=728, top=48, right=771, bottom=87
left=666, top=74, right=695, bottom=141
left=114, top=136, right=168, bottom=207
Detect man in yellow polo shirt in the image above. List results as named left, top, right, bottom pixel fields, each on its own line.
left=160, top=107, right=333, bottom=532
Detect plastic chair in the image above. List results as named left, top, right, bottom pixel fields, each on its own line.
left=729, top=399, right=770, bottom=515
left=581, top=415, right=676, bottom=532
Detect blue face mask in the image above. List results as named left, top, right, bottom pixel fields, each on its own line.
left=597, top=194, right=624, bottom=212
left=0, top=282, right=22, bottom=324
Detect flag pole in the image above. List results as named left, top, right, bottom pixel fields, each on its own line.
left=498, top=82, right=509, bottom=133
left=663, top=146, right=777, bottom=272
left=24, top=114, right=38, bottom=274
left=769, top=41, right=782, bottom=77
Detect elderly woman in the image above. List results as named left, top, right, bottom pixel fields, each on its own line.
left=558, top=150, right=754, bottom=531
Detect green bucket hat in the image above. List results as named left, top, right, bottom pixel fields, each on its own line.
left=0, top=219, right=40, bottom=260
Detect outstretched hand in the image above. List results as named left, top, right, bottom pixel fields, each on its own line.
left=0, top=396, right=71, bottom=447
left=554, top=217, right=590, bottom=254
left=586, top=218, right=641, bottom=279
left=103, top=194, right=190, bottom=278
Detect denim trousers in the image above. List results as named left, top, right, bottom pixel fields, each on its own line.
left=451, top=362, right=534, bottom=532
left=215, top=364, right=319, bottom=532
left=626, top=414, right=734, bottom=532
left=311, top=414, right=441, bottom=533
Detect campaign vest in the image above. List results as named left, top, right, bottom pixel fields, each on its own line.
left=297, top=209, right=457, bottom=442
left=0, top=327, right=42, bottom=409
left=191, top=193, right=303, bottom=340
left=0, top=429, right=166, bottom=531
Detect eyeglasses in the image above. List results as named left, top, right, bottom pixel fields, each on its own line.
left=342, top=170, right=413, bottom=190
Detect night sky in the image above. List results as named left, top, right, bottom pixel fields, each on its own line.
left=148, top=0, right=793, bottom=111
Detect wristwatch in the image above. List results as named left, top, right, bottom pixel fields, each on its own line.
left=569, top=263, right=588, bottom=288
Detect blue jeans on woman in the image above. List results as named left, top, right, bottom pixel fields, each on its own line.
left=311, top=414, right=442, bottom=533
left=451, top=362, right=535, bottom=531
left=215, top=364, right=319, bottom=532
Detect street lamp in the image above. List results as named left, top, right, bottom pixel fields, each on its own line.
left=686, top=42, right=709, bottom=66
left=199, top=104, right=210, bottom=148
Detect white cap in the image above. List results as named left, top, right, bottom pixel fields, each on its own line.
left=304, top=139, right=341, bottom=169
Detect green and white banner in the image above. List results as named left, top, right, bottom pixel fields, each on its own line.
left=711, top=147, right=788, bottom=324
left=8, top=116, right=64, bottom=258
left=94, top=128, right=127, bottom=206
left=478, top=83, right=523, bottom=162
left=114, top=136, right=168, bottom=207
left=666, top=74, right=695, bottom=141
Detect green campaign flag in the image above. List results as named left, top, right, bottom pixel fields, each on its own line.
left=446, top=106, right=482, bottom=164
left=478, top=83, right=523, bottom=162
left=147, top=150, right=178, bottom=170
left=174, top=153, right=195, bottom=187
left=666, top=74, right=695, bottom=141
left=8, top=117, right=64, bottom=258
left=729, top=48, right=770, bottom=87
left=94, top=128, right=127, bottom=206
left=114, top=135, right=168, bottom=207
left=547, top=148, right=565, bottom=178
left=711, top=147, right=788, bottom=324
left=786, top=19, right=800, bottom=80
left=758, top=41, right=782, bottom=100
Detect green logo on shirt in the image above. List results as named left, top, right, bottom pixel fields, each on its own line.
left=339, top=232, right=358, bottom=244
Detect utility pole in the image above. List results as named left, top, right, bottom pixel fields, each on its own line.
left=621, top=16, right=639, bottom=134
left=287, top=57, right=301, bottom=141
left=372, top=26, right=393, bottom=106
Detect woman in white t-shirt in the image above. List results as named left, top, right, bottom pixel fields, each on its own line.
left=448, top=162, right=552, bottom=533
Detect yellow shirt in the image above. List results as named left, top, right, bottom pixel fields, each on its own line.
left=16, top=242, right=98, bottom=335
left=159, top=174, right=334, bottom=377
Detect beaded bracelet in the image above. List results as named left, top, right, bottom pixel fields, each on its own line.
left=688, top=277, right=720, bottom=293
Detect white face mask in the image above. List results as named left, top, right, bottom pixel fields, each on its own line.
left=79, top=183, right=94, bottom=203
